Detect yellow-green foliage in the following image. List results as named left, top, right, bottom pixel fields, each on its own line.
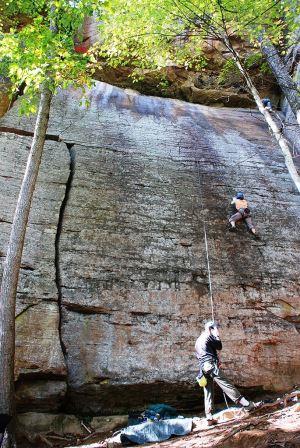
left=244, top=53, right=270, bottom=74
left=98, top=0, right=300, bottom=78
left=1, top=0, right=299, bottom=114
left=218, top=59, right=242, bottom=85
left=0, top=0, right=101, bottom=114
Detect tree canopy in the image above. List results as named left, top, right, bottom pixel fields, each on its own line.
left=97, top=0, right=300, bottom=73
left=0, top=0, right=101, bottom=114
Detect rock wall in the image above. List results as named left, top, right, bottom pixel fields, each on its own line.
left=0, top=82, right=300, bottom=418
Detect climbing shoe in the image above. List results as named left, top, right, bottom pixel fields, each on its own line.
left=243, top=401, right=262, bottom=412
left=243, top=401, right=255, bottom=411
left=251, top=231, right=261, bottom=240
left=248, top=228, right=260, bottom=239
left=228, top=225, right=236, bottom=232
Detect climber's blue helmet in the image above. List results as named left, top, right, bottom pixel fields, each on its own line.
left=236, top=192, right=244, bottom=200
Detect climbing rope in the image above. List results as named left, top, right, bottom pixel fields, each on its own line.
left=196, top=161, right=215, bottom=322
left=223, top=391, right=229, bottom=409
left=196, top=161, right=230, bottom=409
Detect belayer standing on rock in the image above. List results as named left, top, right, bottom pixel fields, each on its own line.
left=229, top=192, right=256, bottom=235
left=195, top=321, right=257, bottom=426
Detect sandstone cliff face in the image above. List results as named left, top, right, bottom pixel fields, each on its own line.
left=0, top=82, right=300, bottom=417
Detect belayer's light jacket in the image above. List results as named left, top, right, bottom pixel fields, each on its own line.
left=195, top=332, right=222, bottom=371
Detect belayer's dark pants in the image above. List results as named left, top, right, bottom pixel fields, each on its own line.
left=0, top=414, right=12, bottom=446
left=202, top=361, right=242, bottom=418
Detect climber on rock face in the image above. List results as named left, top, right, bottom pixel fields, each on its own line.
left=195, top=321, right=256, bottom=426
left=229, top=192, right=256, bottom=235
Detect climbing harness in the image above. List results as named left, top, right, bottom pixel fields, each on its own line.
left=196, top=161, right=215, bottom=322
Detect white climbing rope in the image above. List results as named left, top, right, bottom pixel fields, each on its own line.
left=196, top=161, right=230, bottom=409
left=223, top=391, right=229, bottom=409
left=196, top=161, right=215, bottom=322
left=203, top=222, right=215, bottom=322
left=196, top=161, right=231, bottom=409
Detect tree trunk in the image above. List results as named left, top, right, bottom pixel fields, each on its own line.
left=0, top=85, right=52, bottom=446
left=259, top=36, right=300, bottom=126
left=222, top=36, right=300, bottom=193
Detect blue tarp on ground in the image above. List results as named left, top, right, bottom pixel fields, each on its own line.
left=121, top=418, right=193, bottom=445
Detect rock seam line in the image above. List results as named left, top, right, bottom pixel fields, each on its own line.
left=0, top=126, right=60, bottom=141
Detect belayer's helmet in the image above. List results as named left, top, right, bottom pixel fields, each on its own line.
left=236, top=192, right=244, bottom=200
left=205, top=320, right=218, bottom=331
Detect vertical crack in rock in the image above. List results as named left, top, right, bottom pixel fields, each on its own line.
left=55, top=143, right=75, bottom=362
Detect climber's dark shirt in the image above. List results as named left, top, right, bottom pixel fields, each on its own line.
left=195, top=332, right=222, bottom=369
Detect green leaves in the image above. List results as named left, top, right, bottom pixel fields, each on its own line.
left=97, top=0, right=206, bottom=72
left=1, top=0, right=299, bottom=115
left=0, top=0, right=101, bottom=114
left=218, top=59, right=241, bottom=85
left=98, top=0, right=300, bottom=75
